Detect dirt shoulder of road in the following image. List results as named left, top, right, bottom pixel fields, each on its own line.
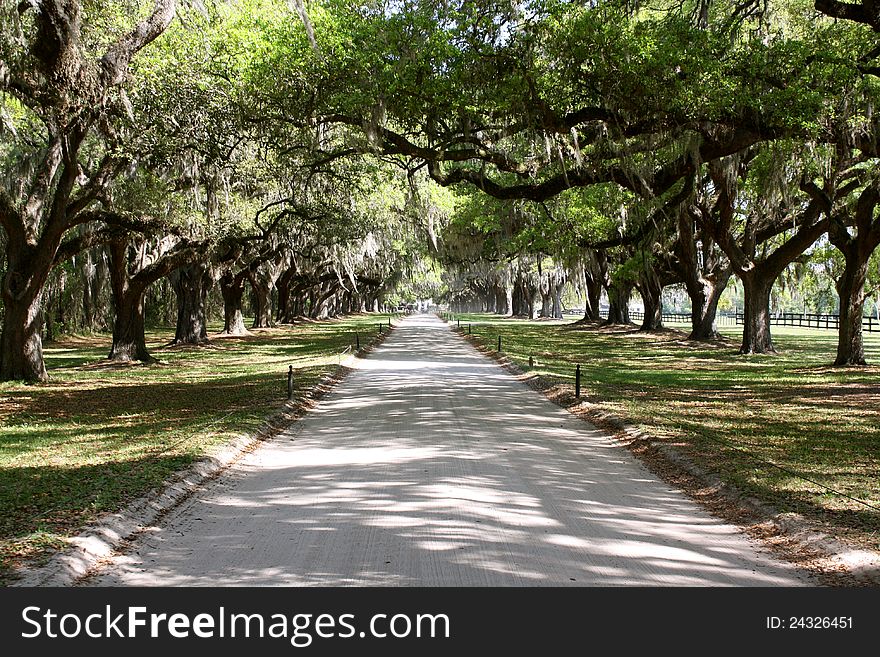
left=455, top=326, right=880, bottom=588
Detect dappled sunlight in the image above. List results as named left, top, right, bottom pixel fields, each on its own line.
left=88, top=315, right=807, bottom=587
left=250, top=446, right=443, bottom=468
left=356, top=357, right=498, bottom=372
left=0, top=316, right=399, bottom=576
left=456, top=313, right=880, bottom=542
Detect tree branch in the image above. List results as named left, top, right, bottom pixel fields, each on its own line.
left=814, top=0, right=873, bottom=27
left=761, top=201, right=828, bottom=278
left=800, top=180, right=834, bottom=213
left=53, top=226, right=119, bottom=264
left=100, top=0, right=177, bottom=86
left=31, top=0, right=82, bottom=79
left=130, top=239, right=208, bottom=289
left=855, top=180, right=880, bottom=235
left=66, top=153, right=128, bottom=218
left=0, top=189, right=23, bottom=244
left=71, top=208, right=180, bottom=236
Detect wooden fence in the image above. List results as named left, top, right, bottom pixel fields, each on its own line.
left=592, top=310, right=877, bottom=332
left=734, top=312, right=879, bottom=333
left=601, top=310, right=737, bottom=326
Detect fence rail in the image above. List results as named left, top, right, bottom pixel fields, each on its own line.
left=599, top=310, right=737, bottom=326
left=593, top=309, right=878, bottom=332
left=734, top=312, right=879, bottom=333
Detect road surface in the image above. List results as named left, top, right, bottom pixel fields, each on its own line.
left=86, top=315, right=809, bottom=586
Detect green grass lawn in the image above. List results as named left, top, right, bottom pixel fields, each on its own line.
left=0, top=314, right=392, bottom=582
left=453, top=313, right=880, bottom=550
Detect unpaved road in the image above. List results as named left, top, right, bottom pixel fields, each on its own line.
left=85, top=315, right=810, bottom=586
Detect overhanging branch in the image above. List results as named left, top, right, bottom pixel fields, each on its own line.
left=100, top=0, right=177, bottom=86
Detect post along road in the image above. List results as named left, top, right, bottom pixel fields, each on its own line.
left=85, top=315, right=809, bottom=586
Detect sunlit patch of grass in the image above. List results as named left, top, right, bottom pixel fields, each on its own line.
left=0, top=314, right=392, bottom=582
left=457, top=314, right=880, bottom=550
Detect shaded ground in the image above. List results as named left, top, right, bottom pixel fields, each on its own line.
left=84, top=316, right=809, bottom=586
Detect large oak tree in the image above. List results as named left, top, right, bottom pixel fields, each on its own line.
left=0, top=0, right=176, bottom=381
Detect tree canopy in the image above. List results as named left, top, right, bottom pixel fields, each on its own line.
left=2, top=0, right=880, bottom=381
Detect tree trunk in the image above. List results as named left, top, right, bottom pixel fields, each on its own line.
left=0, top=286, right=48, bottom=382
left=0, top=243, right=50, bottom=382
left=219, top=272, right=248, bottom=336
left=313, top=282, right=338, bottom=319
left=275, top=268, right=295, bottom=324
left=108, top=288, right=153, bottom=362
left=250, top=277, right=272, bottom=328
left=171, top=264, right=211, bottom=345
left=739, top=271, right=776, bottom=354
left=583, top=265, right=602, bottom=322
left=540, top=292, right=551, bottom=317
left=827, top=186, right=880, bottom=366
left=637, top=268, right=663, bottom=331
left=676, top=209, right=731, bottom=341
left=688, top=272, right=731, bottom=340
left=82, top=249, right=96, bottom=331
left=106, top=238, right=203, bottom=363
left=511, top=282, right=524, bottom=316
left=834, top=244, right=870, bottom=366
left=580, top=251, right=607, bottom=322
left=107, top=240, right=152, bottom=363
left=526, top=284, right=537, bottom=319
left=551, top=282, right=563, bottom=319
left=604, top=282, right=632, bottom=325
left=485, top=290, right=496, bottom=313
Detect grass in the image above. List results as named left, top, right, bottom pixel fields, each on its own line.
left=0, top=314, right=393, bottom=582
left=453, top=313, right=880, bottom=551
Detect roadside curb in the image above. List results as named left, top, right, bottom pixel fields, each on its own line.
left=445, top=319, right=880, bottom=586
left=10, top=318, right=397, bottom=587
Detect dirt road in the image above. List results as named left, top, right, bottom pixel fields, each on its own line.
left=86, top=315, right=809, bottom=586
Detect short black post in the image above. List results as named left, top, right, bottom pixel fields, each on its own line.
left=287, top=365, right=294, bottom=400
left=378, top=323, right=383, bottom=334
left=528, top=355, right=534, bottom=367
left=468, top=324, right=471, bottom=335
left=497, top=335, right=502, bottom=352
left=575, top=364, right=581, bottom=398
left=388, top=318, right=392, bottom=328
left=457, top=318, right=460, bottom=329
left=356, top=333, right=360, bottom=350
